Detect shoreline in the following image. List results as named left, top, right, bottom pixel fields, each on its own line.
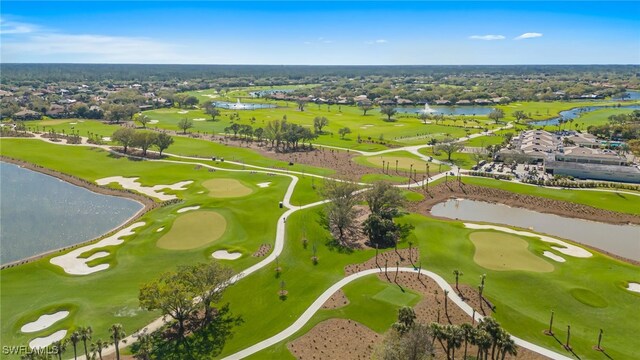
left=0, top=156, right=159, bottom=269
left=408, top=182, right=640, bottom=266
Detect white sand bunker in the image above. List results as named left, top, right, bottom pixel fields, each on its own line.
left=543, top=251, right=566, bottom=263
left=177, top=205, right=200, bottom=213
left=69, top=122, right=77, bottom=125
left=197, top=191, right=205, bottom=194
left=96, top=176, right=193, bottom=201
left=627, top=282, right=640, bottom=293
left=212, top=250, right=242, bottom=260
left=257, top=182, right=271, bottom=188
left=193, top=118, right=206, bottom=121
left=50, top=222, right=145, bottom=275
left=29, top=330, right=67, bottom=349
left=178, top=110, right=189, bottom=114
left=156, top=227, right=164, bottom=232
left=102, top=137, right=111, bottom=141
left=464, top=223, right=592, bottom=258
left=149, top=120, right=159, bottom=124
left=394, top=124, right=405, bottom=127
left=21, top=311, right=70, bottom=333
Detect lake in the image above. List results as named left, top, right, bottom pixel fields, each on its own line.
left=431, top=199, right=640, bottom=261
left=0, top=162, right=144, bottom=265
left=530, top=104, right=640, bottom=126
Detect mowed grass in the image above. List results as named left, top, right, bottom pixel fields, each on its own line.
left=203, top=178, right=253, bottom=198
left=0, top=139, right=290, bottom=356
left=462, top=176, right=640, bottom=215
left=496, top=100, right=638, bottom=121
left=403, top=214, right=640, bottom=360
left=354, top=151, right=440, bottom=173
left=246, top=275, right=421, bottom=360
left=469, top=231, right=554, bottom=272
left=156, top=211, right=227, bottom=250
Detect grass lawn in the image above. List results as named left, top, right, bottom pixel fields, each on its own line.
left=462, top=177, right=640, bottom=215
left=496, top=100, right=639, bottom=121
left=156, top=211, right=227, bottom=250
left=354, top=150, right=439, bottom=173
left=203, top=178, right=253, bottom=198
left=418, top=147, right=476, bottom=170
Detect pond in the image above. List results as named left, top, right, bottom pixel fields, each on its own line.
left=212, top=100, right=276, bottom=110
left=430, top=199, right=640, bottom=261
left=529, top=104, right=640, bottom=126
left=612, top=90, right=640, bottom=101
left=0, top=162, right=144, bottom=265
left=395, top=105, right=495, bottom=116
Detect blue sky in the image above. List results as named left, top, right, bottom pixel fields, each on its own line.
left=1, top=1, right=638, bottom=64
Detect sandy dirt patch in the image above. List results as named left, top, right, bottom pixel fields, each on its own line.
left=287, top=319, right=381, bottom=360
left=257, top=182, right=271, bottom=188
left=178, top=110, right=189, bottom=114
left=156, top=227, right=164, bottom=232
left=177, top=205, right=201, bottom=213
left=157, top=211, right=226, bottom=250
left=102, top=136, right=112, bottom=141
left=29, top=330, right=67, bottom=349
left=193, top=118, right=206, bottom=121
left=464, top=224, right=592, bottom=258
left=469, top=231, right=554, bottom=272
left=627, top=282, right=640, bottom=293
left=50, top=222, right=145, bottom=275
left=212, top=250, right=242, bottom=260
left=542, top=251, right=566, bottom=263
left=321, top=289, right=350, bottom=310
left=96, top=176, right=192, bottom=201
left=149, top=120, right=159, bottom=124
left=203, top=178, right=253, bottom=198
left=21, top=311, right=70, bottom=333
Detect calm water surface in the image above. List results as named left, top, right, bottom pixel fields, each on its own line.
left=431, top=199, right=640, bottom=261
left=0, top=162, right=143, bottom=264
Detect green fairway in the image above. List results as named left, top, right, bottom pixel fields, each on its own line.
left=469, top=231, right=554, bottom=272
left=156, top=211, right=227, bottom=250
left=496, top=100, right=638, bottom=121
left=354, top=151, right=437, bottom=173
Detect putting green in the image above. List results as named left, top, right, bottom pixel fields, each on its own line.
left=203, top=178, right=253, bottom=198
left=570, top=288, right=608, bottom=308
left=157, top=211, right=227, bottom=250
left=372, top=286, right=419, bottom=306
left=362, top=155, right=426, bottom=172
left=469, top=231, right=554, bottom=272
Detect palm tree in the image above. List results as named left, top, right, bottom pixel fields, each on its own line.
left=79, top=326, right=93, bottom=359
left=91, top=339, right=108, bottom=360
left=109, top=323, right=126, bottom=360
left=453, top=269, right=463, bottom=292
left=52, top=339, right=68, bottom=360
left=474, top=329, right=492, bottom=360
left=69, top=330, right=81, bottom=360
left=498, top=332, right=518, bottom=360
left=460, top=322, right=474, bottom=360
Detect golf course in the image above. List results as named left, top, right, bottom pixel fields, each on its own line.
left=1, top=91, right=639, bottom=360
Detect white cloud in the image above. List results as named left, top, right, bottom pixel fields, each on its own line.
left=515, top=32, right=543, bottom=40
left=0, top=18, right=39, bottom=34
left=366, top=39, right=388, bottom=45
left=469, top=35, right=505, bottom=41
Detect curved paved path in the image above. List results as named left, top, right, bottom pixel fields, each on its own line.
left=222, top=266, right=574, bottom=360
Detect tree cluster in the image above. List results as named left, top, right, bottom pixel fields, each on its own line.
left=111, top=128, right=174, bottom=156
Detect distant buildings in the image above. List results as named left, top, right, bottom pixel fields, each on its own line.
left=499, top=130, right=640, bottom=183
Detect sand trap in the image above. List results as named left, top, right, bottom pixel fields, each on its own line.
left=394, top=124, right=405, bottom=127
left=157, top=212, right=226, bottom=250
left=50, top=222, right=145, bottom=275
left=156, top=227, right=164, bottom=232
left=197, top=191, right=205, bottom=194
left=178, top=110, right=189, bottom=114
left=69, top=122, right=77, bottom=125
left=543, top=251, right=566, bottom=263
left=29, top=330, right=67, bottom=349
left=203, top=178, right=253, bottom=198
left=96, top=176, right=193, bottom=201
left=212, top=250, right=242, bottom=260
left=627, top=282, right=640, bottom=293
left=149, top=120, right=159, bottom=124
left=21, top=311, right=70, bottom=333
left=257, top=182, right=271, bottom=188
left=177, top=205, right=200, bottom=213
left=102, top=137, right=111, bottom=141
left=193, top=118, right=206, bottom=121
left=464, top=223, right=592, bottom=258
